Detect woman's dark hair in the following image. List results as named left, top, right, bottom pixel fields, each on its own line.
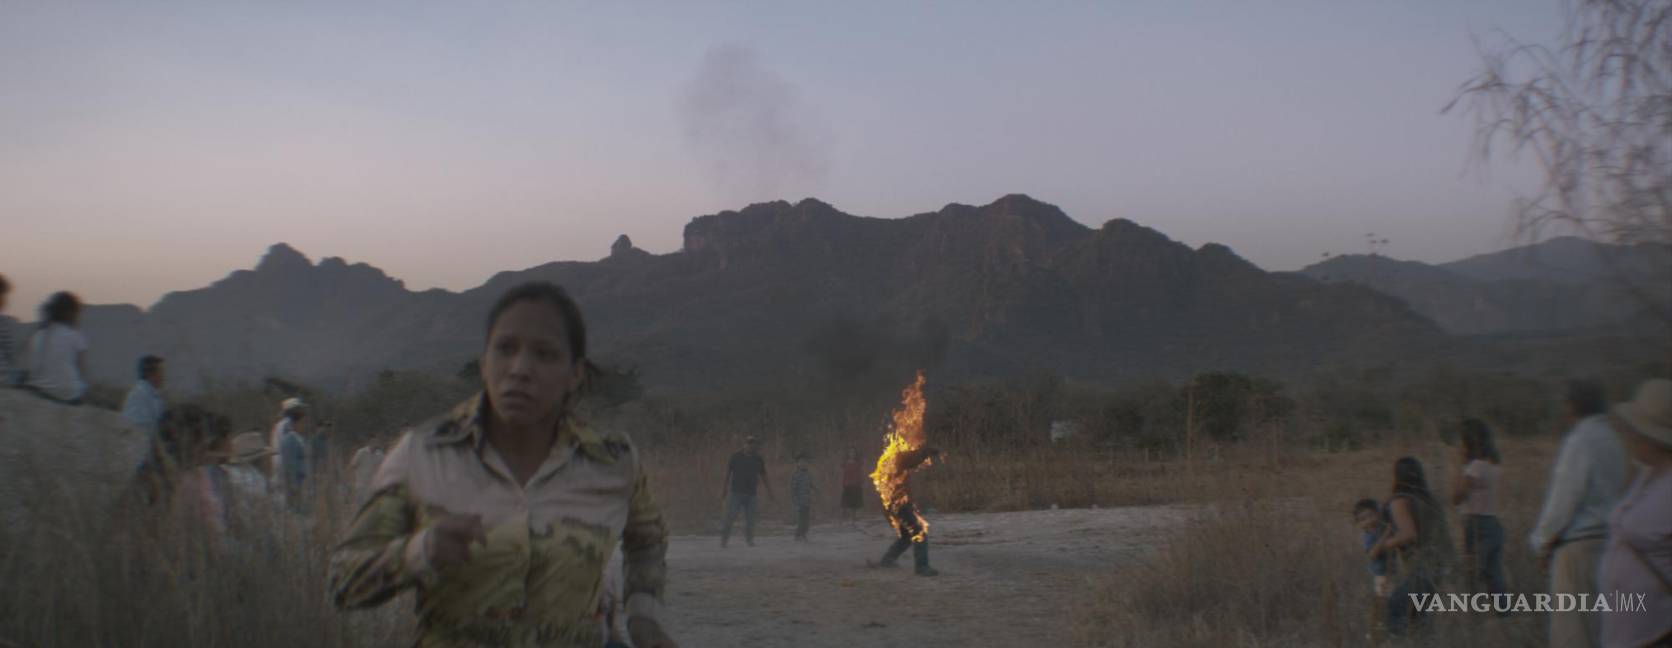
left=39, top=291, right=81, bottom=327
left=1460, top=418, right=1501, bottom=463
left=484, top=281, right=600, bottom=390
left=1392, top=456, right=1437, bottom=504
left=486, top=282, right=587, bottom=360
left=0, top=273, right=10, bottom=295
left=1566, top=379, right=1608, bottom=418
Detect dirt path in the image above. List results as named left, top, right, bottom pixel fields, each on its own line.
left=658, top=505, right=1195, bottom=647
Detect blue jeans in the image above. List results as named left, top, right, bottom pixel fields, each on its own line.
left=721, top=493, right=757, bottom=544
left=1463, top=514, right=1507, bottom=598
left=1387, top=570, right=1436, bottom=636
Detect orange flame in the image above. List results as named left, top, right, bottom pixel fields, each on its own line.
left=871, top=370, right=930, bottom=542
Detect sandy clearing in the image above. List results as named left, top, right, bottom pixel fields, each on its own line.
left=657, top=505, right=1196, bottom=648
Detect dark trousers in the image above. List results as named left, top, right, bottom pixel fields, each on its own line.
left=794, top=505, right=811, bottom=540
left=1463, top=514, right=1507, bottom=597
left=879, top=506, right=931, bottom=572
left=721, top=493, right=757, bottom=544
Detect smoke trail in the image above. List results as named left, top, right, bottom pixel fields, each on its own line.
left=679, top=44, right=831, bottom=201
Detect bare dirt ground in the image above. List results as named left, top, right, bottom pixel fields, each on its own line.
left=659, top=505, right=1196, bottom=648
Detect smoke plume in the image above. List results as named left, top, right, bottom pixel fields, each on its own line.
left=679, top=44, right=831, bottom=201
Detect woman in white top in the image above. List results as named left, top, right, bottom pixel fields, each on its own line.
left=1452, top=418, right=1508, bottom=601
left=24, top=291, right=89, bottom=405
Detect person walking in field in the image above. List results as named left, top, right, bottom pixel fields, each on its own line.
left=719, top=435, right=772, bottom=548
left=875, top=446, right=941, bottom=577
left=1598, top=378, right=1672, bottom=648
left=269, top=397, right=308, bottom=482
left=1369, top=456, right=1455, bottom=636
left=122, top=356, right=168, bottom=437
left=275, top=399, right=329, bottom=513
left=1451, top=419, right=1508, bottom=606
left=840, top=447, right=864, bottom=522
left=1530, top=380, right=1627, bottom=648
left=790, top=453, right=817, bottom=541
left=329, top=281, right=678, bottom=648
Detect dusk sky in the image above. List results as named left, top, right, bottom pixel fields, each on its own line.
left=1, top=1, right=1557, bottom=315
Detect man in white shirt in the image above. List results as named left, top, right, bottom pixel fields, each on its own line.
left=270, top=397, right=307, bottom=481
left=122, top=356, right=167, bottom=435
left=1529, top=379, right=1628, bottom=648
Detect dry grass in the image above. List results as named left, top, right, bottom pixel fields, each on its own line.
left=0, top=463, right=408, bottom=648
left=0, top=394, right=1570, bottom=647
left=1067, top=435, right=1562, bottom=647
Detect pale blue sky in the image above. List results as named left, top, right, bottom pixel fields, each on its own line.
left=1, top=1, right=1556, bottom=313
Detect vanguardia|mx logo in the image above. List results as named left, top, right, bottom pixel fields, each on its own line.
left=1408, top=592, right=1649, bottom=614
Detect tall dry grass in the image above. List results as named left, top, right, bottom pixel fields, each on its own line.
left=0, top=460, right=408, bottom=647
left=1068, top=435, right=1562, bottom=647
left=0, top=382, right=1578, bottom=647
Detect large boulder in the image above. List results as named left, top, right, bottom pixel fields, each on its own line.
left=0, top=389, right=151, bottom=542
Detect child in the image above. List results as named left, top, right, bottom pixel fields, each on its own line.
left=791, top=453, right=817, bottom=541
left=1354, top=498, right=1392, bottom=597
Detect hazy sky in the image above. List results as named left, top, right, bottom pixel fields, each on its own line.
left=1, top=1, right=1557, bottom=314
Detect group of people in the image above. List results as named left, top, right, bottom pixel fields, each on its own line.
left=1355, top=378, right=1672, bottom=647
left=717, top=438, right=869, bottom=547
left=10, top=268, right=1666, bottom=647
left=717, top=436, right=942, bottom=575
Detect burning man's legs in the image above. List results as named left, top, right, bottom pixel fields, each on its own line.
left=912, top=541, right=936, bottom=576
left=879, top=537, right=912, bottom=567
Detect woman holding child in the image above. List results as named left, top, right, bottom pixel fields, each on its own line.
left=1369, top=456, right=1457, bottom=636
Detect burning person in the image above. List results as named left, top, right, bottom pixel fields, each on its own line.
left=875, top=445, right=941, bottom=576
left=871, top=371, right=940, bottom=576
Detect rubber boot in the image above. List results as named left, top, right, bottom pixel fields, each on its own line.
left=913, top=541, right=937, bottom=576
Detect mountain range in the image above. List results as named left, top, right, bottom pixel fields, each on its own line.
left=1298, top=237, right=1670, bottom=335
left=9, top=195, right=1661, bottom=396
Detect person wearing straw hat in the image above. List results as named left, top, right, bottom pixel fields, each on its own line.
left=269, top=397, right=308, bottom=481
left=1599, top=378, right=1672, bottom=648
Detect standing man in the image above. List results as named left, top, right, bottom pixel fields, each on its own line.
left=122, top=356, right=167, bottom=436
left=269, top=398, right=307, bottom=481
left=123, top=355, right=170, bottom=501
left=273, top=398, right=329, bottom=512
left=719, top=436, right=772, bottom=547
left=1529, top=380, right=1628, bottom=648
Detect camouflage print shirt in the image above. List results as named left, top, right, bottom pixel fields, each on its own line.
left=329, top=394, right=668, bottom=648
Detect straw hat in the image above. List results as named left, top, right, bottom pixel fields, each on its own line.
left=225, top=432, right=277, bottom=465
left=1616, top=378, right=1672, bottom=448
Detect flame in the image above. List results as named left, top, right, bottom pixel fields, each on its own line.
left=870, top=370, right=930, bottom=542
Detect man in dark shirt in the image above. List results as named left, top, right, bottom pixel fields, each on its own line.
left=719, top=436, right=773, bottom=547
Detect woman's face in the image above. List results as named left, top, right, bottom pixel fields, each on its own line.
left=481, top=300, right=581, bottom=429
